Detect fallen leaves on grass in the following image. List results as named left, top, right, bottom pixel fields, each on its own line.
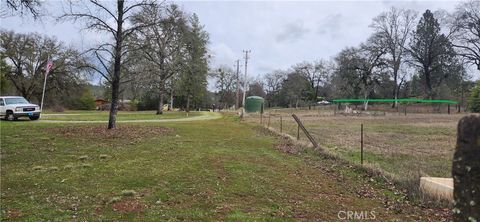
left=5, top=208, right=22, bottom=219
left=112, top=198, right=146, bottom=213
left=275, top=140, right=301, bottom=154
left=47, top=125, right=172, bottom=142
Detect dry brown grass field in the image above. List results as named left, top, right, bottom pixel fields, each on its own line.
left=245, top=107, right=469, bottom=190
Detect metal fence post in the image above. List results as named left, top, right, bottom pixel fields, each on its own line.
left=280, top=116, right=283, bottom=133
left=361, top=123, right=364, bottom=165
left=297, top=123, right=300, bottom=140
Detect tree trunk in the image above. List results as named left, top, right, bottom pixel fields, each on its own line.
left=108, top=79, right=120, bottom=129
left=424, top=67, right=433, bottom=99
left=363, top=91, right=369, bottom=111
left=107, top=0, right=124, bottom=129
left=186, top=96, right=190, bottom=113
left=157, top=89, right=164, bottom=115
left=169, top=89, right=173, bottom=111
left=392, top=73, right=398, bottom=108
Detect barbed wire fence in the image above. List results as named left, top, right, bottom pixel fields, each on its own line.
left=243, top=107, right=457, bottom=185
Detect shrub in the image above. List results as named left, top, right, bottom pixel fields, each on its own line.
left=65, top=88, right=96, bottom=110
left=52, top=105, right=65, bottom=112
left=469, top=82, right=480, bottom=113
left=137, top=91, right=158, bottom=111
left=78, top=90, right=96, bottom=110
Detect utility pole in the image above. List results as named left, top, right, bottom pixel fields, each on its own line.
left=235, top=59, right=241, bottom=110
left=242, top=50, right=250, bottom=110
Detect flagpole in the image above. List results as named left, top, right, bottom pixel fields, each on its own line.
left=40, top=71, right=47, bottom=113
left=40, top=57, right=49, bottom=117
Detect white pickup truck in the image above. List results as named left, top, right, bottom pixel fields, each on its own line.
left=0, top=96, right=41, bottom=120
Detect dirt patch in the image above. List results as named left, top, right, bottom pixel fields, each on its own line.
left=112, top=198, right=146, bottom=213
left=275, top=140, right=301, bottom=154
left=5, top=208, right=23, bottom=219
left=47, top=125, right=172, bottom=141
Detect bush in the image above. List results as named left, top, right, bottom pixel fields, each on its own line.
left=77, top=90, right=96, bottom=110
left=52, top=105, right=65, bottom=112
left=68, top=88, right=96, bottom=110
left=128, top=100, right=138, bottom=111
left=137, top=91, right=158, bottom=111
left=468, top=82, right=480, bottom=113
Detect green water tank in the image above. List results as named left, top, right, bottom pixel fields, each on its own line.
left=245, top=96, right=264, bottom=113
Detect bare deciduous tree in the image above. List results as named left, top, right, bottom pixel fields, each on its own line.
left=60, top=0, right=154, bottom=129
left=292, top=60, right=330, bottom=108
left=370, top=7, right=417, bottom=107
left=355, top=42, right=387, bottom=110
left=0, top=30, right=90, bottom=101
left=264, top=70, right=286, bottom=107
left=214, top=66, right=237, bottom=109
left=1, top=0, right=42, bottom=19
left=449, top=0, right=480, bottom=71
left=131, top=3, right=188, bottom=114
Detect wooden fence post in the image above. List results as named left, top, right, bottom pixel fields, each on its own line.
left=291, top=114, right=319, bottom=149
left=267, top=113, right=271, bottom=128
left=452, top=115, right=480, bottom=222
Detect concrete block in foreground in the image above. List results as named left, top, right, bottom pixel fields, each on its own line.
left=420, top=177, right=453, bottom=201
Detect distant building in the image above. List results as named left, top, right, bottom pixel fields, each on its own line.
left=95, top=99, right=135, bottom=111
left=95, top=99, right=108, bottom=110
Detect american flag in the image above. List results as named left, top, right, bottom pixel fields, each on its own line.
left=45, top=60, right=53, bottom=76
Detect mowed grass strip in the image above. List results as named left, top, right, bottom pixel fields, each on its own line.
left=40, top=110, right=201, bottom=121
left=1, top=114, right=446, bottom=221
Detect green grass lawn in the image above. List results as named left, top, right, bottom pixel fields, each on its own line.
left=0, top=113, right=448, bottom=220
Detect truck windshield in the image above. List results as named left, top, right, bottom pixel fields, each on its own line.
left=5, top=97, right=30, bottom=105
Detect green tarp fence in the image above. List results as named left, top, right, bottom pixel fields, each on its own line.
left=332, top=98, right=458, bottom=104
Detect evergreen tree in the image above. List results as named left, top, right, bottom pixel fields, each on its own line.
left=469, top=82, right=480, bottom=112
left=408, top=10, right=460, bottom=99
left=176, top=14, right=209, bottom=112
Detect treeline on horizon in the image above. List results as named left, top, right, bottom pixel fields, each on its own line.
left=215, top=1, right=480, bottom=112
left=1, top=0, right=480, bottom=117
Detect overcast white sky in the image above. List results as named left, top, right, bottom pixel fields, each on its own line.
left=0, top=0, right=471, bottom=84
